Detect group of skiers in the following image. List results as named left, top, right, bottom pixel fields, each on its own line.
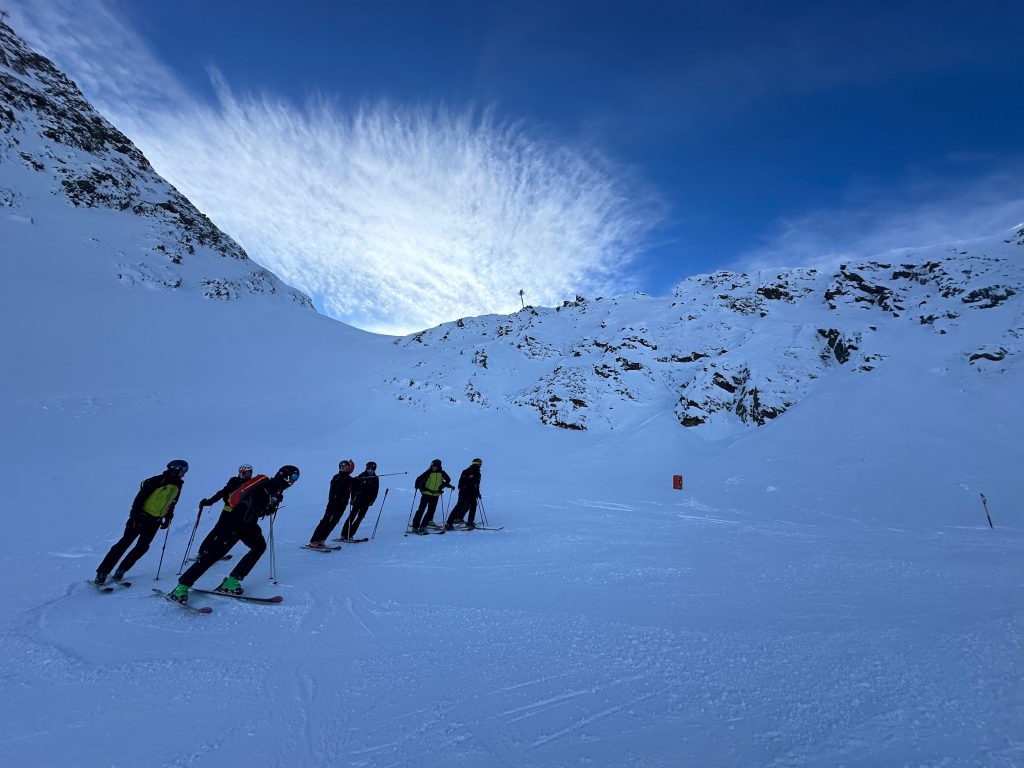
left=94, top=457, right=485, bottom=605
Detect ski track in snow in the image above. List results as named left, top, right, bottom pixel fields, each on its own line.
left=3, top=505, right=1022, bottom=767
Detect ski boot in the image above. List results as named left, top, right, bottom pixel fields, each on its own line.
left=169, top=583, right=190, bottom=603
left=308, top=540, right=326, bottom=549
left=94, top=572, right=108, bottom=585
left=112, top=570, right=126, bottom=583
left=216, top=576, right=244, bottom=595
left=465, top=522, right=476, bottom=530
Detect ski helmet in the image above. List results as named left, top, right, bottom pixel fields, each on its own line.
left=430, top=458, right=442, bottom=468
left=471, top=458, right=483, bottom=466
left=339, top=459, right=354, bottom=472
left=238, top=464, right=253, bottom=477
left=167, top=459, right=189, bottom=475
left=365, top=461, right=377, bottom=471
left=276, top=465, right=300, bottom=485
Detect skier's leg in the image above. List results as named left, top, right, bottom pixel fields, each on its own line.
left=229, top=522, right=267, bottom=580
left=96, top=516, right=142, bottom=575
left=349, top=505, right=369, bottom=537
left=446, top=496, right=468, bottom=527
left=423, top=496, right=440, bottom=526
left=116, top=515, right=162, bottom=573
left=466, top=498, right=478, bottom=527
left=339, top=506, right=359, bottom=540
left=310, top=508, right=342, bottom=543
left=411, top=495, right=431, bottom=529
left=178, top=529, right=236, bottom=587
left=196, top=510, right=230, bottom=558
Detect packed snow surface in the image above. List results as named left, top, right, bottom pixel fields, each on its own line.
left=2, top=19, right=1023, bottom=768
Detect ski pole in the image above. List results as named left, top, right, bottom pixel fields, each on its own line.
left=479, top=498, right=489, bottom=528
left=407, top=490, right=419, bottom=532
left=177, top=506, right=204, bottom=575
left=980, top=492, right=993, bottom=529
left=154, top=520, right=171, bottom=581
left=268, top=512, right=278, bottom=583
left=370, top=488, right=389, bottom=540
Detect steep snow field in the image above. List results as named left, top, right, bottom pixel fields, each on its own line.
left=3, top=219, right=1023, bottom=766
left=3, top=19, right=1023, bottom=767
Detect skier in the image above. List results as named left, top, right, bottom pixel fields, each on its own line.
left=445, top=458, right=483, bottom=530
left=170, top=465, right=300, bottom=602
left=340, top=461, right=379, bottom=541
left=410, top=459, right=453, bottom=533
left=308, top=459, right=355, bottom=547
left=193, top=464, right=253, bottom=560
left=95, top=460, right=188, bottom=584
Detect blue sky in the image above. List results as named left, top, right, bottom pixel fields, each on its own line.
left=8, top=0, right=1024, bottom=332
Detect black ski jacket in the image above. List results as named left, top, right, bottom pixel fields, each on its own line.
left=351, top=470, right=379, bottom=507
left=457, top=465, right=482, bottom=499
left=229, top=476, right=289, bottom=524
left=325, top=471, right=354, bottom=514
left=201, top=476, right=245, bottom=508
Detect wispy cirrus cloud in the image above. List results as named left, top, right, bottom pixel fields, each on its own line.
left=734, top=166, right=1024, bottom=274
left=7, top=0, right=659, bottom=334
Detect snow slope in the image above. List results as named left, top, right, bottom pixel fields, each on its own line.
left=2, top=22, right=1023, bottom=768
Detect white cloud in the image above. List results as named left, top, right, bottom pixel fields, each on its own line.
left=7, top=0, right=659, bottom=334
left=734, top=167, right=1024, bottom=274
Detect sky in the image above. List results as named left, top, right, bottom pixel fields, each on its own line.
left=6, top=0, right=1024, bottom=333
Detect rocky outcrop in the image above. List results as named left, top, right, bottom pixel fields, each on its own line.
left=0, top=22, right=313, bottom=309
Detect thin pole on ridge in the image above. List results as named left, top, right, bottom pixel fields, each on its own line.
left=154, top=522, right=171, bottom=580
left=177, top=506, right=204, bottom=575
left=268, top=512, right=278, bottom=583
left=406, top=490, right=419, bottom=532
left=980, top=492, right=993, bottom=529
left=370, top=488, right=389, bottom=540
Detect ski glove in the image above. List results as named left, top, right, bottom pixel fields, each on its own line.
left=199, top=499, right=211, bottom=508
left=160, top=513, right=173, bottom=529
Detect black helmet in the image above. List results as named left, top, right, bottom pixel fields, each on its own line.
left=471, top=458, right=483, bottom=466
left=366, top=461, right=377, bottom=471
left=430, top=458, right=442, bottom=468
left=339, top=459, right=354, bottom=472
left=276, top=465, right=300, bottom=485
left=167, top=459, right=189, bottom=474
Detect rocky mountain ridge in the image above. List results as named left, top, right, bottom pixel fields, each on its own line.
left=0, top=22, right=313, bottom=308
left=392, top=229, right=1023, bottom=433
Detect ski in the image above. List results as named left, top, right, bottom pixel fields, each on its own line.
left=468, top=526, right=504, bottom=531
left=405, top=528, right=445, bottom=536
left=190, top=588, right=283, bottom=604
left=301, top=544, right=341, bottom=552
left=152, top=588, right=213, bottom=614
left=187, top=554, right=233, bottom=562
left=334, top=537, right=369, bottom=543
left=89, top=580, right=114, bottom=593
left=110, top=580, right=133, bottom=588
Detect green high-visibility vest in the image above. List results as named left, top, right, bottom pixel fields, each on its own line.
left=141, top=484, right=180, bottom=517
left=423, top=472, right=445, bottom=496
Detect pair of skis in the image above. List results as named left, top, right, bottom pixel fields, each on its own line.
left=152, top=587, right=283, bottom=614
left=90, top=580, right=132, bottom=593
left=301, top=537, right=369, bottom=553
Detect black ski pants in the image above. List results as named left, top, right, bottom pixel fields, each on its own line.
left=446, top=493, right=478, bottom=526
left=411, top=494, right=440, bottom=529
left=340, top=503, right=370, bottom=540
left=197, top=508, right=235, bottom=558
left=97, top=513, right=162, bottom=576
left=310, top=504, right=347, bottom=543
left=178, top=518, right=265, bottom=587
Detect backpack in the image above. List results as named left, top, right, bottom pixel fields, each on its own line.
left=229, top=474, right=268, bottom=508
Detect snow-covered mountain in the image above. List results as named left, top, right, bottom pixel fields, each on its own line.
left=394, top=232, right=1023, bottom=434
left=2, top=23, right=1022, bottom=768
left=0, top=22, right=313, bottom=308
